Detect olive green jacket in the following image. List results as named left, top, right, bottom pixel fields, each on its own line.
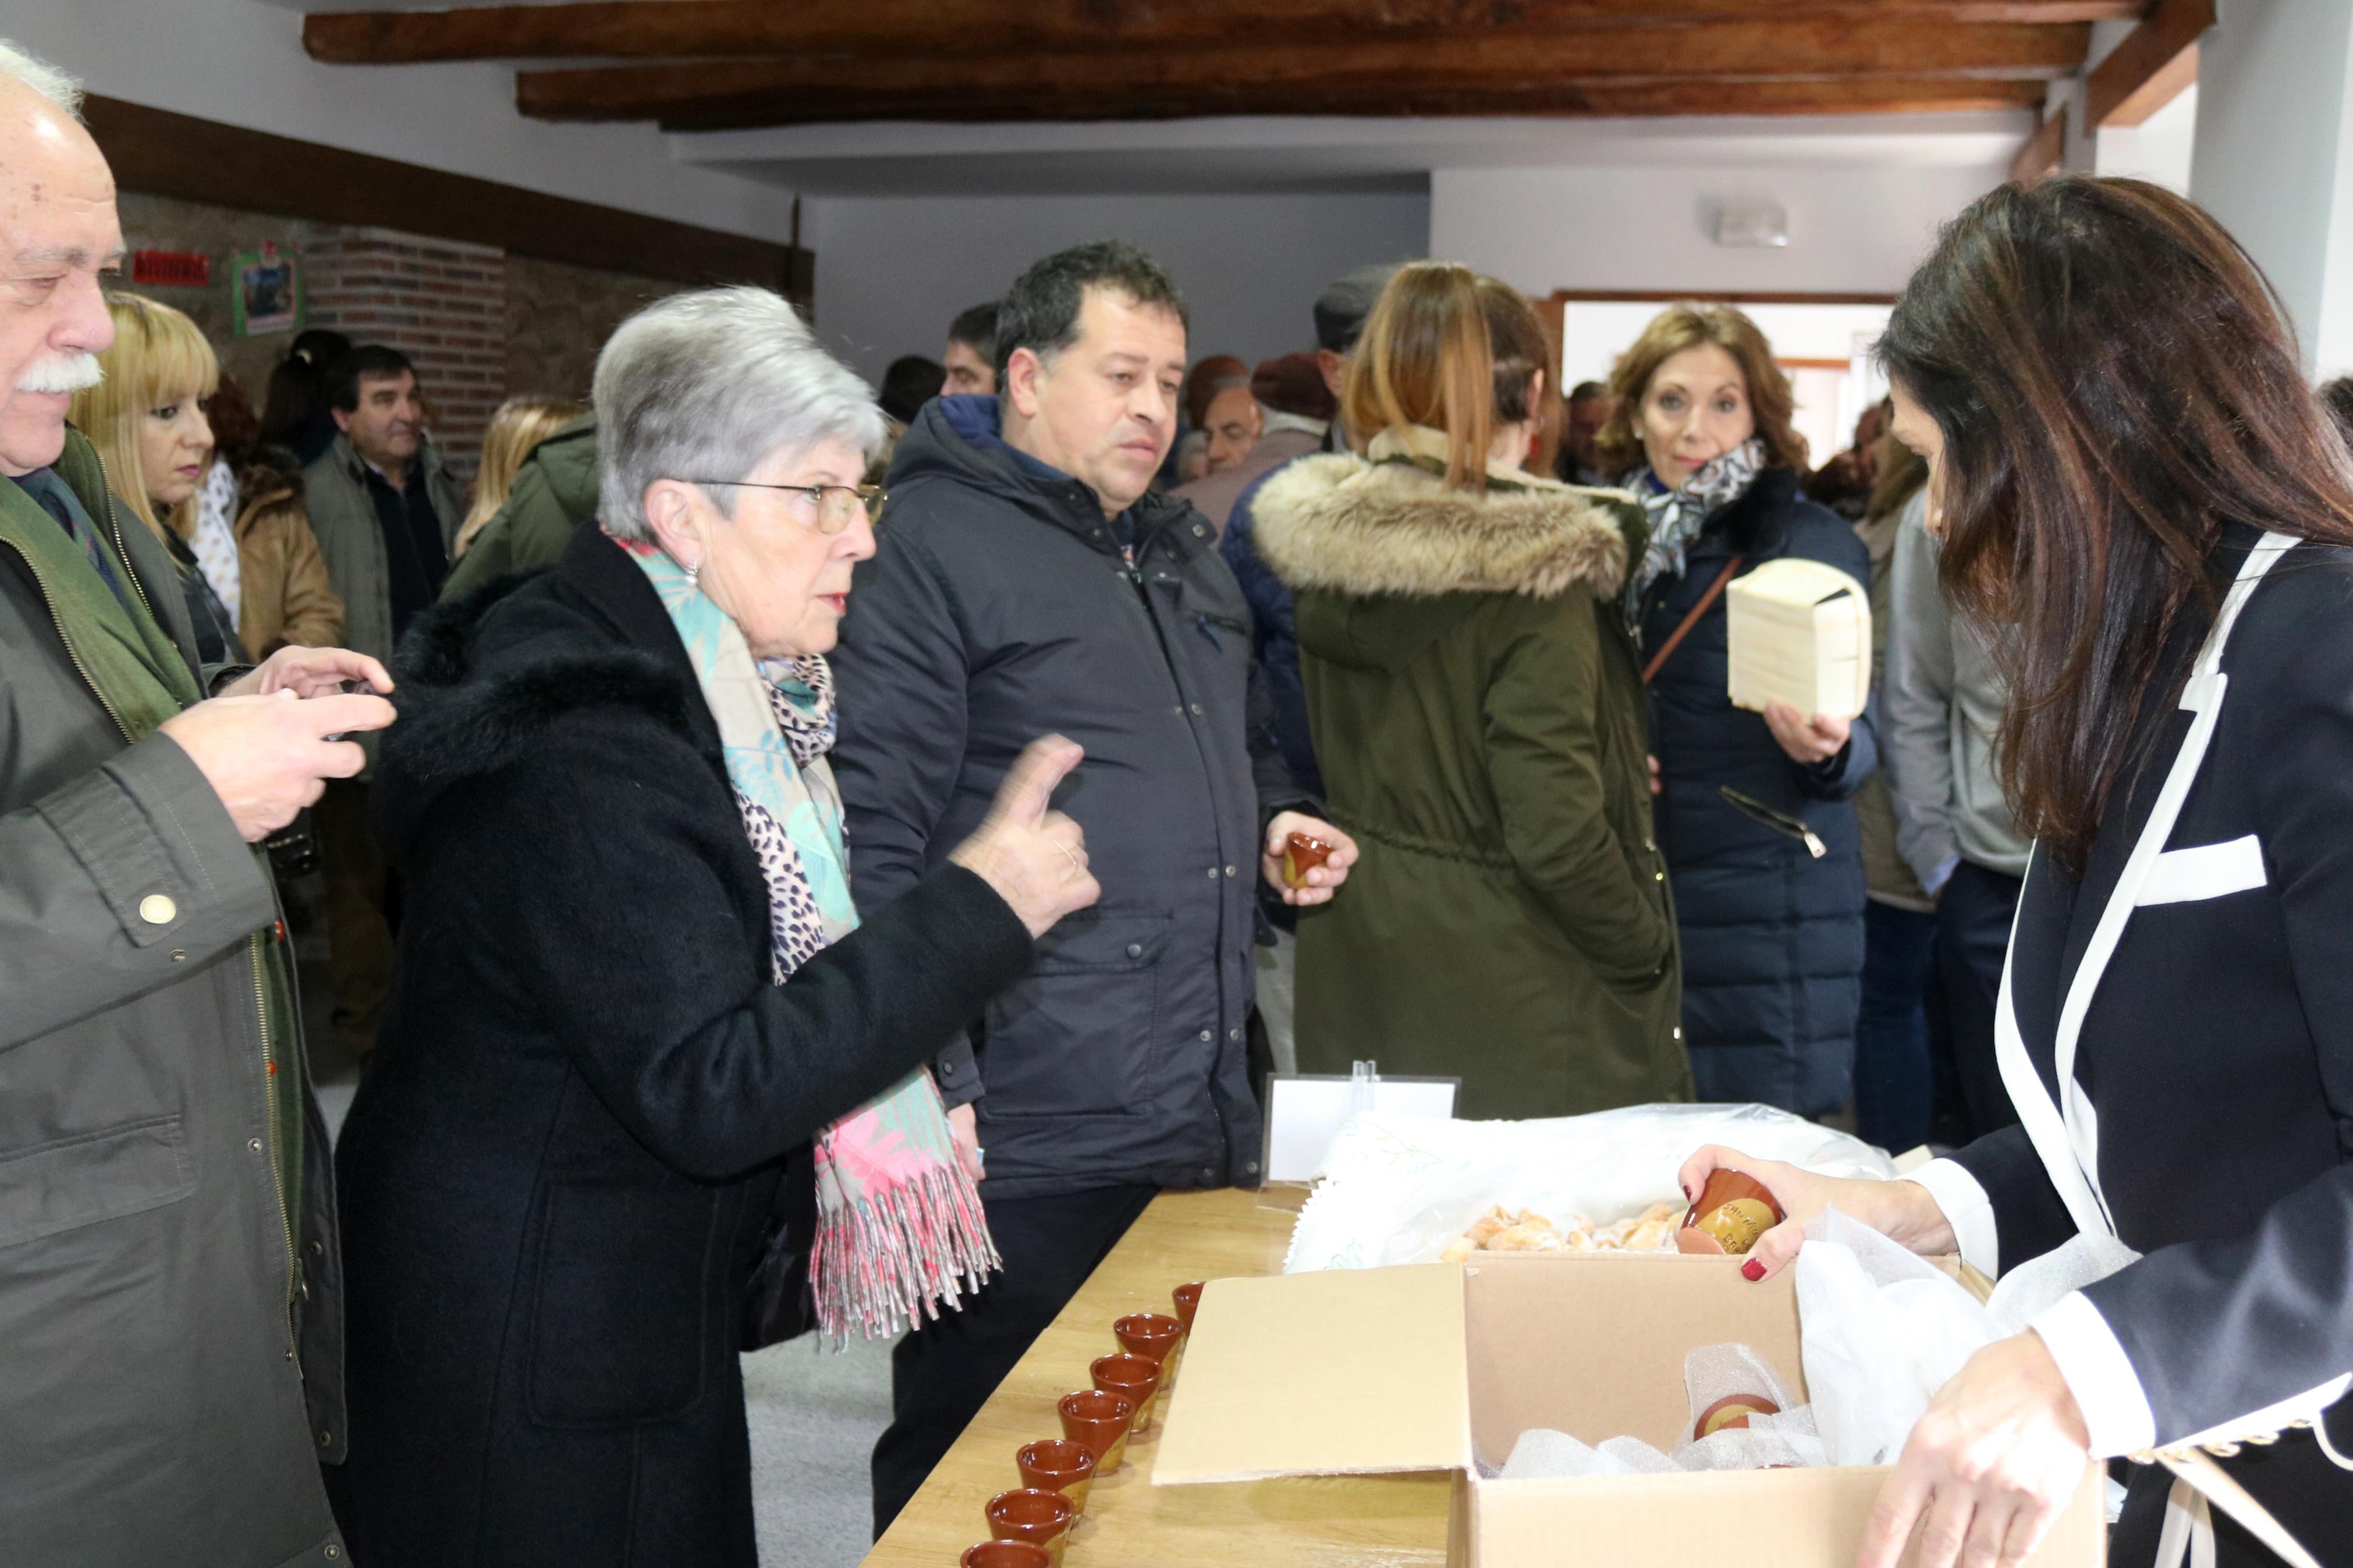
left=439, top=413, right=599, bottom=601
left=1252, top=438, right=1689, bottom=1119
left=0, top=430, right=347, bottom=1565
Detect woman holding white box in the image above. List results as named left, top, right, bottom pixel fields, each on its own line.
left=1606, top=305, right=1880, bottom=1120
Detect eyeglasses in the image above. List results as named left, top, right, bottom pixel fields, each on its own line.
left=682, top=479, right=885, bottom=535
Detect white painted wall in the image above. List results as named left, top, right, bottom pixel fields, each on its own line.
left=2095, top=82, right=2199, bottom=193
left=1560, top=300, right=1894, bottom=464
left=2192, top=0, right=2353, bottom=376
left=805, top=190, right=1431, bottom=381
left=1427, top=161, right=2006, bottom=300
left=3, top=0, right=797, bottom=240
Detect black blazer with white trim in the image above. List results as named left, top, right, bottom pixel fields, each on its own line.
left=1942, top=527, right=2353, bottom=1557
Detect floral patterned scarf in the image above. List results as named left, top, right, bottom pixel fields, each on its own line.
left=626, top=536, right=999, bottom=1340
left=1621, top=436, right=1767, bottom=619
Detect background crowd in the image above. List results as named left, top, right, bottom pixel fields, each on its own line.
left=9, top=26, right=2353, bottom=1568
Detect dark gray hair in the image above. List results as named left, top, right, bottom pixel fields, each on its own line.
left=947, top=301, right=999, bottom=360
left=0, top=39, right=84, bottom=119
left=595, top=286, right=885, bottom=544
left=993, top=241, right=1187, bottom=383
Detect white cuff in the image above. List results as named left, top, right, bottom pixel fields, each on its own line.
left=1910, top=1157, right=1999, bottom=1278
left=2030, top=1290, right=2157, bottom=1460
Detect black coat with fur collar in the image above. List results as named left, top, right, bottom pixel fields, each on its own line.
left=325, top=524, right=1032, bottom=1568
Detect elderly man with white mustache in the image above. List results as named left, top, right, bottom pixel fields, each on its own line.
left=0, top=40, right=391, bottom=1567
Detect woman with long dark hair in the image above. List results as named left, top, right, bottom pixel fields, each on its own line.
left=1685, top=176, right=2353, bottom=1567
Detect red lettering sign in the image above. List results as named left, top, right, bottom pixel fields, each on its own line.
left=132, top=250, right=212, bottom=287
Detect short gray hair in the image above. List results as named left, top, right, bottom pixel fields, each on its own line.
left=595, top=286, right=885, bottom=544
left=0, top=40, right=84, bottom=119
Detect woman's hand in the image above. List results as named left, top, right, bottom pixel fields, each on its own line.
left=223, top=645, right=394, bottom=699
left=1763, top=702, right=1850, bottom=766
left=945, top=1101, right=984, bottom=1184
left=950, top=735, right=1101, bottom=939
left=1676, top=1144, right=1957, bottom=1281
left=1859, top=1332, right=2092, bottom=1568
left=1262, top=812, right=1358, bottom=907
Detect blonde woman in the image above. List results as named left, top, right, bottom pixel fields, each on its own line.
left=1251, top=262, right=1687, bottom=1117
left=452, top=394, right=585, bottom=558
left=71, top=294, right=342, bottom=661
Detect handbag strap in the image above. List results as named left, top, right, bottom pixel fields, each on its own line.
left=2157, top=1449, right=2325, bottom=1568
left=1642, top=554, right=1744, bottom=684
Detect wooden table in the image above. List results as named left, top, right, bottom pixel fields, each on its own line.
left=861, top=1187, right=1452, bottom=1567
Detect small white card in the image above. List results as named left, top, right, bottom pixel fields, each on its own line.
left=1259, top=1073, right=1460, bottom=1184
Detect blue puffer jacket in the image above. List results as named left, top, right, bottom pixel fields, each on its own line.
left=1221, top=435, right=1338, bottom=799
left=1638, top=467, right=1877, bottom=1117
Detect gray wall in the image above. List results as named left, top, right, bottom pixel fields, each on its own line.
left=2192, top=0, right=2353, bottom=375
left=806, top=190, right=1431, bottom=383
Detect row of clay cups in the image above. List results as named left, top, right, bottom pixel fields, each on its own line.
left=960, top=1282, right=1206, bottom=1567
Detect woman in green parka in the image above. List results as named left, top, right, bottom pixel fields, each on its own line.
left=1252, top=263, right=1689, bottom=1119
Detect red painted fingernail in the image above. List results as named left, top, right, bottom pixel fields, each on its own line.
left=1741, top=1258, right=1766, bottom=1282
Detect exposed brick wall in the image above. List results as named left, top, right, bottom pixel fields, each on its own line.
left=505, top=253, right=680, bottom=404
left=117, top=196, right=716, bottom=486
left=304, top=230, right=508, bottom=482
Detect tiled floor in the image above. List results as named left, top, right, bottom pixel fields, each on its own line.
left=297, top=890, right=890, bottom=1568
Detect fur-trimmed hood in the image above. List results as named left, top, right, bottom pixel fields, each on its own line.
left=1250, top=442, right=1639, bottom=604
left=1250, top=437, right=1644, bottom=673
left=374, top=528, right=717, bottom=861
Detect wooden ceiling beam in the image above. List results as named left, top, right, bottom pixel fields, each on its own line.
left=515, top=21, right=2088, bottom=126
left=2084, top=0, right=2210, bottom=127
left=529, top=77, right=2051, bottom=133
left=79, top=94, right=809, bottom=296
left=306, top=0, right=2137, bottom=67
left=2010, top=101, right=2067, bottom=183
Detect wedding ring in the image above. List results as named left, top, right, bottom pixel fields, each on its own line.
left=1057, top=842, right=1085, bottom=880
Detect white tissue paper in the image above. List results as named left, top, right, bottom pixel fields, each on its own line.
left=1284, top=1101, right=1895, bottom=1272
left=1678, top=1406, right=1828, bottom=1473
left=1495, top=1343, right=1822, bottom=1481
left=1498, top=1430, right=1683, bottom=1481
left=1795, top=1207, right=2140, bottom=1469
left=1670, top=1343, right=1820, bottom=1471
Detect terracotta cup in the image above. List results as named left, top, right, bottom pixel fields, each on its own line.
left=1090, top=1352, right=1162, bottom=1435
left=961, top=1543, right=1051, bottom=1568
left=1676, top=1167, right=1785, bottom=1256
left=1015, top=1438, right=1096, bottom=1513
left=1171, top=1282, right=1205, bottom=1335
left=1282, top=831, right=1335, bottom=890
left=1113, top=1313, right=1181, bottom=1366
left=1058, top=1388, right=1136, bottom=1475
left=986, top=1488, right=1075, bottom=1567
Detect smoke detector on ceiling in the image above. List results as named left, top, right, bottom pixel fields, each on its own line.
left=1715, top=202, right=1790, bottom=248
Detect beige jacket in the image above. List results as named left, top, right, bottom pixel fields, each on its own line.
left=232, top=460, right=345, bottom=659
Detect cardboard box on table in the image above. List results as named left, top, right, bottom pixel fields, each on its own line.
left=1152, top=1256, right=2104, bottom=1567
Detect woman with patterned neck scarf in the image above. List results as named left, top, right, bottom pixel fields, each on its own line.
left=1606, top=304, right=1879, bottom=1121
left=328, top=287, right=1101, bottom=1567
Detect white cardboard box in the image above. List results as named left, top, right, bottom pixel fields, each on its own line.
left=1726, top=557, right=1872, bottom=721
left=1154, top=1256, right=2104, bottom=1567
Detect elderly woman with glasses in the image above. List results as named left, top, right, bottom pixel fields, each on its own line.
left=326, top=288, right=1101, bottom=1568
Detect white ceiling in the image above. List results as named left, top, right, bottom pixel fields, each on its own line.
left=672, top=112, right=2032, bottom=198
